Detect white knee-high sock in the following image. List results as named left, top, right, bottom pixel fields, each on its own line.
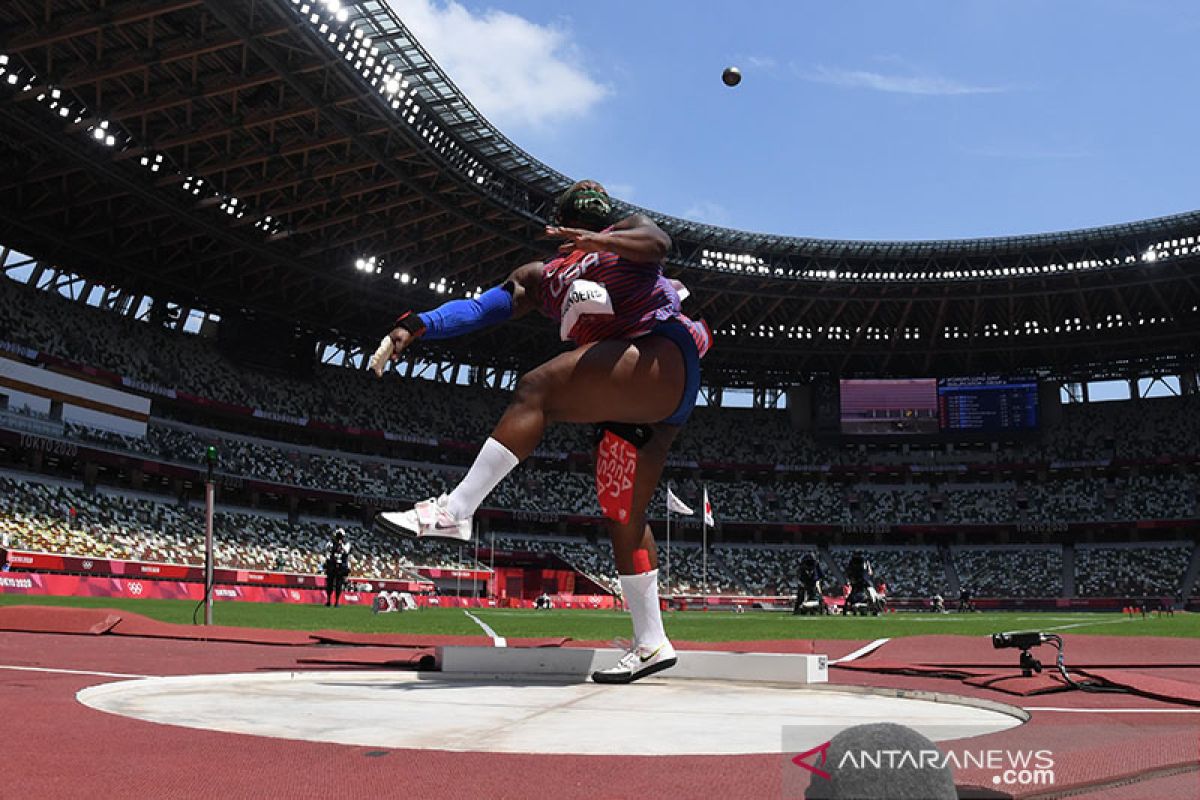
left=445, top=437, right=520, bottom=519
left=620, top=569, right=667, bottom=648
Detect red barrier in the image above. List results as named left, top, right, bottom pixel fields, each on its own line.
left=544, top=594, right=615, bottom=609
left=0, top=549, right=429, bottom=592
left=0, top=571, right=617, bottom=609
left=4, top=550, right=204, bottom=580
left=419, top=567, right=492, bottom=581
left=0, top=572, right=355, bottom=604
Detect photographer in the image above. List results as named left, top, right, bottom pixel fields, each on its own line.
left=957, top=584, right=975, bottom=613
left=844, top=552, right=883, bottom=616
left=792, top=553, right=827, bottom=615
left=323, top=528, right=351, bottom=608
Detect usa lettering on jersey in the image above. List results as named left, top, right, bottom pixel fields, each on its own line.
left=545, top=250, right=601, bottom=299
left=541, top=246, right=712, bottom=354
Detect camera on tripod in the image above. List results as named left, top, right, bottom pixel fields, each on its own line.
left=992, top=631, right=1049, bottom=677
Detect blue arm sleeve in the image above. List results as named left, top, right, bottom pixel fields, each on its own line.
left=417, top=285, right=514, bottom=340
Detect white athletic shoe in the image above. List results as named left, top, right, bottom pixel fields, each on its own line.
left=592, top=640, right=677, bottom=684
left=376, top=494, right=473, bottom=542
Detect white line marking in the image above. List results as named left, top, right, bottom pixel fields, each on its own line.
left=1040, top=618, right=1133, bottom=632
left=0, top=664, right=151, bottom=679
left=831, top=638, right=891, bottom=664
left=1025, top=707, right=1200, bottom=714
left=463, top=610, right=507, bottom=647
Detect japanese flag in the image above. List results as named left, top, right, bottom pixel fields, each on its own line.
left=703, top=487, right=715, bottom=527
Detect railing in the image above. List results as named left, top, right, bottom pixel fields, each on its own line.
left=0, top=408, right=63, bottom=437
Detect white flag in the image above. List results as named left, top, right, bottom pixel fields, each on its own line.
left=666, top=487, right=693, bottom=516
left=703, top=487, right=715, bottom=527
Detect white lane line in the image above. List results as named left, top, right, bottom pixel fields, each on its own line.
left=1025, top=707, right=1200, bottom=714
left=830, top=638, right=891, bottom=664
left=462, top=610, right=507, bottom=647
left=0, top=664, right=151, bottom=679
left=1041, top=618, right=1133, bottom=632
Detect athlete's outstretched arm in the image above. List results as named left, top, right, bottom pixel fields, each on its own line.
left=545, top=213, right=671, bottom=264
left=369, top=262, right=543, bottom=376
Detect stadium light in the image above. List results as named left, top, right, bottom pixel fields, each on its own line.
left=11, top=52, right=284, bottom=238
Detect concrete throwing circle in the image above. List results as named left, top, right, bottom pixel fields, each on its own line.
left=78, top=672, right=1024, bottom=756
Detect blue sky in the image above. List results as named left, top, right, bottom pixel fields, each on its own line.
left=389, top=0, right=1200, bottom=241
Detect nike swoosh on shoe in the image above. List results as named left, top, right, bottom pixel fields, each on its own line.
left=639, top=645, right=664, bottom=663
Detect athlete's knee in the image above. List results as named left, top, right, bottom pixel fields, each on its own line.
left=632, top=547, right=652, bottom=573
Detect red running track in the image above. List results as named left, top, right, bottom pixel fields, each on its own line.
left=1, top=609, right=1198, bottom=799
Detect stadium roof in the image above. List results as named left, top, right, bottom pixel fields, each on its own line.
left=0, top=0, right=1198, bottom=383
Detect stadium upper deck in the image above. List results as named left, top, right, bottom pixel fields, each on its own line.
left=0, top=0, right=1198, bottom=383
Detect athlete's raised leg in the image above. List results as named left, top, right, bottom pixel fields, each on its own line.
left=379, top=335, right=685, bottom=541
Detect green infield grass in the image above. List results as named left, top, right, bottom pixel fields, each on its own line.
left=1, top=594, right=1196, bottom=641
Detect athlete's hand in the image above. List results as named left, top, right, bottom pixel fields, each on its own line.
left=368, top=327, right=414, bottom=378
left=545, top=225, right=606, bottom=254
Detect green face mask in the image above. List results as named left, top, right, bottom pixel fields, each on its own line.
left=555, top=186, right=613, bottom=231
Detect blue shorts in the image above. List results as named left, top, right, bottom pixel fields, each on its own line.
left=648, top=319, right=702, bottom=426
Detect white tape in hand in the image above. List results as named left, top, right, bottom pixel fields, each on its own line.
left=368, top=335, right=394, bottom=377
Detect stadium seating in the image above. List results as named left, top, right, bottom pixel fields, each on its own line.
left=709, top=544, right=822, bottom=596
left=952, top=546, right=1064, bottom=598
left=0, top=474, right=478, bottom=577
left=56, top=418, right=1195, bottom=529
left=3, top=275, right=1199, bottom=602
left=5, top=471, right=1197, bottom=599
left=6, top=275, right=1200, bottom=478
left=1073, top=543, right=1192, bottom=598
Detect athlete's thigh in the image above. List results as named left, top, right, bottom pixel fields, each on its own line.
left=537, top=336, right=685, bottom=426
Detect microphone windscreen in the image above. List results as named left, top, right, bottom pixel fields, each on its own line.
left=805, top=723, right=957, bottom=800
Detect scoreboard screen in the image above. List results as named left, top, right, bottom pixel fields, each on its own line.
left=937, top=376, right=1039, bottom=433
left=839, top=379, right=940, bottom=435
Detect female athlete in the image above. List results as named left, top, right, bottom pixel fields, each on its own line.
left=369, top=180, right=711, bottom=683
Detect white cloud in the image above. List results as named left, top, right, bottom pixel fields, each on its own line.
left=802, top=65, right=1005, bottom=96
left=743, top=55, right=777, bottom=71
left=386, top=0, right=610, bottom=131
left=680, top=201, right=732, bottom=227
